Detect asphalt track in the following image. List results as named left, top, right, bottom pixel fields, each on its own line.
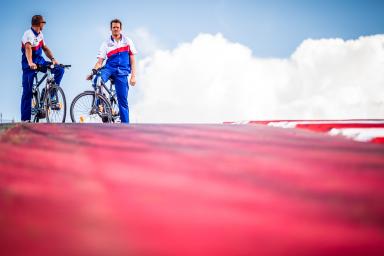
left=0, top=123, right=384, bottom=255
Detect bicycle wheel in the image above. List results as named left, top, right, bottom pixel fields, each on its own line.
left=110, top=96, right=120, bottom=123
left=44, top=85, right=67, bottom=123
left=31, top=90, right=40, bottom=123
left=70, top=91, right=112, bottom=123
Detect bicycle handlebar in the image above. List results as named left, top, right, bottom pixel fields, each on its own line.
left=36, top=62, right=71, bottom=71
left=89, top=67, right=116, bottom=85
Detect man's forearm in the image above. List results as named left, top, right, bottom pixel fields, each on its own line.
left=94, top=58, right=104, bottom=70
left=43, top=46, right=55, bottom=60
left=25, top=45, right=33, bottom=65
left=130, top=55, right=136, bottom=76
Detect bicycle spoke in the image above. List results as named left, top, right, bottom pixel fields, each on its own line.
left=71, top=92, right=113, bottom=123
left=46, top=86, right=66, bottom=123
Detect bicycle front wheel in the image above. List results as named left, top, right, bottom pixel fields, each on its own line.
left=44, top=85, right=67, bottom=123
left=70, top=91, right=112, bottom=123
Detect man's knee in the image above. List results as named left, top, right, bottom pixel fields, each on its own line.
left=21, top=86, right=32, bottom=97
left=119, top=98, right=128, bottom=109
left=53, top=66, right=65, bottom=85
left=55, top=66, right=65, bottom=76
left=115, top=81, right=129, bottom=107
left=22, top=71, right=34, bottom=89
left=100, top=69, right=112, bottom=84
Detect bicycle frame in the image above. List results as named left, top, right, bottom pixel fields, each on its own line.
left=32, top=68, right=56, bottom=100
left=94, top=75, right=118, bottom=107
left=70, top=70, right=118, bottom=123
left=31, top=63, right=71, bottom=123
left=94, top=76, right=116, bottom=99
left=33, top=73, right=48, bottom=89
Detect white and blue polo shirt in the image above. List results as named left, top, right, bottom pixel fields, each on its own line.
left=21, top=28, right=45, bottom=70
left=97, top=34, right=137, bottom=76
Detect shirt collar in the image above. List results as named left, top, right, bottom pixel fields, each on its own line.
left=31, top=27, right=40, bottom=36
left=110, top=34, right=124, bottom=43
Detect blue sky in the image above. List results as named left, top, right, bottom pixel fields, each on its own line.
left=0, top=0, right=383, bottom=121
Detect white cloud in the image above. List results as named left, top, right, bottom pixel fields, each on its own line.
left=128, top=27, right=164, bottom=57
left=131, top=33, right=384, bottom=123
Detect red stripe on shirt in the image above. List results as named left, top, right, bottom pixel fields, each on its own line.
left=107, top=46, right=130, bottom=58
left=21, top=40, right=44, bottom=51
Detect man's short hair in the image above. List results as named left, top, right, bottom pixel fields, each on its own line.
left=110, top=19, right=122, bottom=29
left=31, top=15, right=44, bottom=26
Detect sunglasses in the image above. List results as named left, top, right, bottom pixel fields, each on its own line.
left=41, top=21, right=46, bottom=24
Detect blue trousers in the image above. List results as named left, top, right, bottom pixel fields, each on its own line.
left=21, top=63, right=65, bottom=121
left=100, top=69, right=130, bottom=123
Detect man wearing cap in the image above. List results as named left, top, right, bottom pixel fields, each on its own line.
left=21, top=15, right=65, bottom=122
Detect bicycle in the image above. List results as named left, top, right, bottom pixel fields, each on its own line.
left=31, top=62, right=71, bottom=123
left=70, top=69, right=120, bottom=123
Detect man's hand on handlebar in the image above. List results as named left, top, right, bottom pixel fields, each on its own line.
left=29, top=62, right=37, bottom=70
left=52, top=59, right=59, bottom=65
left=86, top=69, right=98, bottom=80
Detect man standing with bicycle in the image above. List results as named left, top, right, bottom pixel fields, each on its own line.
left=87, top=18, right=137, bottom=123
left=21, top=15, right=65, bottom=122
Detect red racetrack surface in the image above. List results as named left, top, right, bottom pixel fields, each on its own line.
left=243, top=120, right=384, bottom=144
left=1, top=123, right=384, bottom=255
left=295, top=123, right=384, bottom=132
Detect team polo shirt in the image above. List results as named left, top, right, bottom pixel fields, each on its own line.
left=97, top=35, right=137, bottom=76
left=21, top=28, right=45, bottom=70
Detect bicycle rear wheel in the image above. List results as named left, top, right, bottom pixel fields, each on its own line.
left=70, top=91, right=112, bottom=123
left=31, top=91, right=40, bottom=123
left=45, top=85, right=67, bottom=123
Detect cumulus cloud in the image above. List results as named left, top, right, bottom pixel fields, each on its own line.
left=128, top=27, right=164, bottom=57
left=131, top=33, right=384, bottom=123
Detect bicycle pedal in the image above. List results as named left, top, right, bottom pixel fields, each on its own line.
left=101, top=115, right=110, bottom=123
left=51, top=103, right=61, bottom=110
left=31, top=108, right=38, bottom=116
left=37, top=110, right=46, bottom=119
